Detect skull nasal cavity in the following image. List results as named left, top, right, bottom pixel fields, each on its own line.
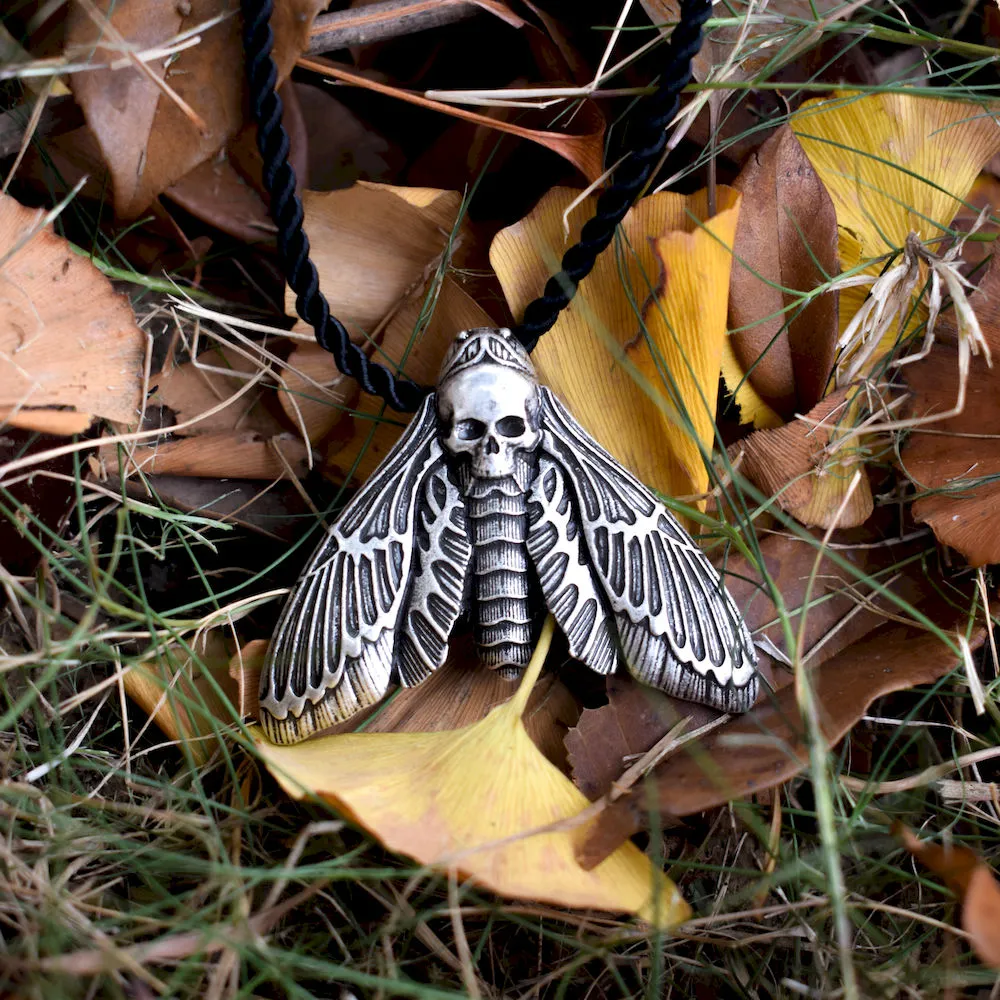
left=456, top=419, right=486, bottom=440
left=496, top=416, right=526, bottom=437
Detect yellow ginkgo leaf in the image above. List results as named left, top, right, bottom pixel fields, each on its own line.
left=252, top=618, right=690, bottom=929
left=643, top=192, right=742, bottom=498
left=792, top=93, right=995, bottom=381
left=791, top=92, right=1000, bottom=260
left=719, top=342, right=785, bottom=431
left=490, top=186, right=741, bottom=502
left=737, top=91, right=1000, bottom=529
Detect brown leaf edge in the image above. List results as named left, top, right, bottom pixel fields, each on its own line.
left=728, top=124, right=839, bottom=419
left=578, top=608, right=988, bottom=869
left=732, top=387, right=874, bottom=529
left=896, top=823, right=1000, bottom=968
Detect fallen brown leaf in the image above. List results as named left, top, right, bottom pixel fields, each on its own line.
left=579, top=606, right=986, bottom=868
left=97, top=341, right=314, bottom=483
left=151, top=344, right=286, bottom=439
left=163, top=81, right=307, bottom=243
left=899, top=255, right=1000, bottom=567
left=726, top=126, right=839, bottom=424
left=67, top=0, right=327, bottom=218
left=292, top=82, right=402, bottom=190
left=0, top=192, right=144, bottom=432
left=566, top=673, right=719, bottom=803
left=901, top=354, right=1000, bottom=567
left=896, top=824, right=1000, bottom=968
left=277, top=341, right=353, bottom=446
left=104, top=430, right=309, bottom=481
left=567, top=522, right=927, bottom=806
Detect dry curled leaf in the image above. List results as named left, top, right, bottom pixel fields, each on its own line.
left=734, top=387, right=874, bottom=529
left=491, top=185, right=741, bottom=501
left=725, top=125, right=839, bottom=425
left=67, top=0, right=327, bottom=218
left=252, top=620, right=690, bottom=927
left=896, top=824, right=1000, bottom=968
left=0, top=193, right=144, bottom=433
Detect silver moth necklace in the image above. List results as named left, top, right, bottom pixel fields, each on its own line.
left=241, top=0, right=758, bottom=744
left=260, top=329, right=759, bottom=744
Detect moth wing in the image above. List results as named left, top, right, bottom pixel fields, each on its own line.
left=537, top=387, right=759, bottom=713
left=260, top=395, right=468, bottom=744
left=527, top=454, right=622, bottom=676
left=393, top=459, right=473, bottom=689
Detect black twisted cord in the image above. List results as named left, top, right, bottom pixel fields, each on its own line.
left=515, top=0, right=712, bottom=352
left=242, top=0, right=428, bottom=412
left=241, top=0, right=711, bottom=409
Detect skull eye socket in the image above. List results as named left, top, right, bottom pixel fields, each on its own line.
left=496, top=415, right=526, bottom=437
left=455, top=419, right=486, bottom=441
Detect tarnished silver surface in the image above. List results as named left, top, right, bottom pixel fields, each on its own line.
left=259, top=328, right=759, bottom=745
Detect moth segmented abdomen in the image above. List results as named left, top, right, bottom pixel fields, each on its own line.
left=467, top=480, right=533, bottom=677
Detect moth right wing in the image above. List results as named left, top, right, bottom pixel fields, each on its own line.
left=527, top=453, right=623, bottom=677
left=533, top=387, right=759, bottom=714
left=259, top=395, right=469, bottom=744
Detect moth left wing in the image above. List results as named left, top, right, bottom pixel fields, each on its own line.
left=259, top=395, right=469, bottom=744
left=536, top=387, right=759, bottom=713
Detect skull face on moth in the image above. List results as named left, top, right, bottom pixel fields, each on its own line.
left=259, top=328, right=760, bottom=746
left=437, top=365, right=542, bottom=480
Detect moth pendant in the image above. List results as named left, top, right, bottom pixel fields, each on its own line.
left=260, top=328, right=759, bottom=744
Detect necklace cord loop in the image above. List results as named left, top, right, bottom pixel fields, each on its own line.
left=241, top=0, right=712, bottom=412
